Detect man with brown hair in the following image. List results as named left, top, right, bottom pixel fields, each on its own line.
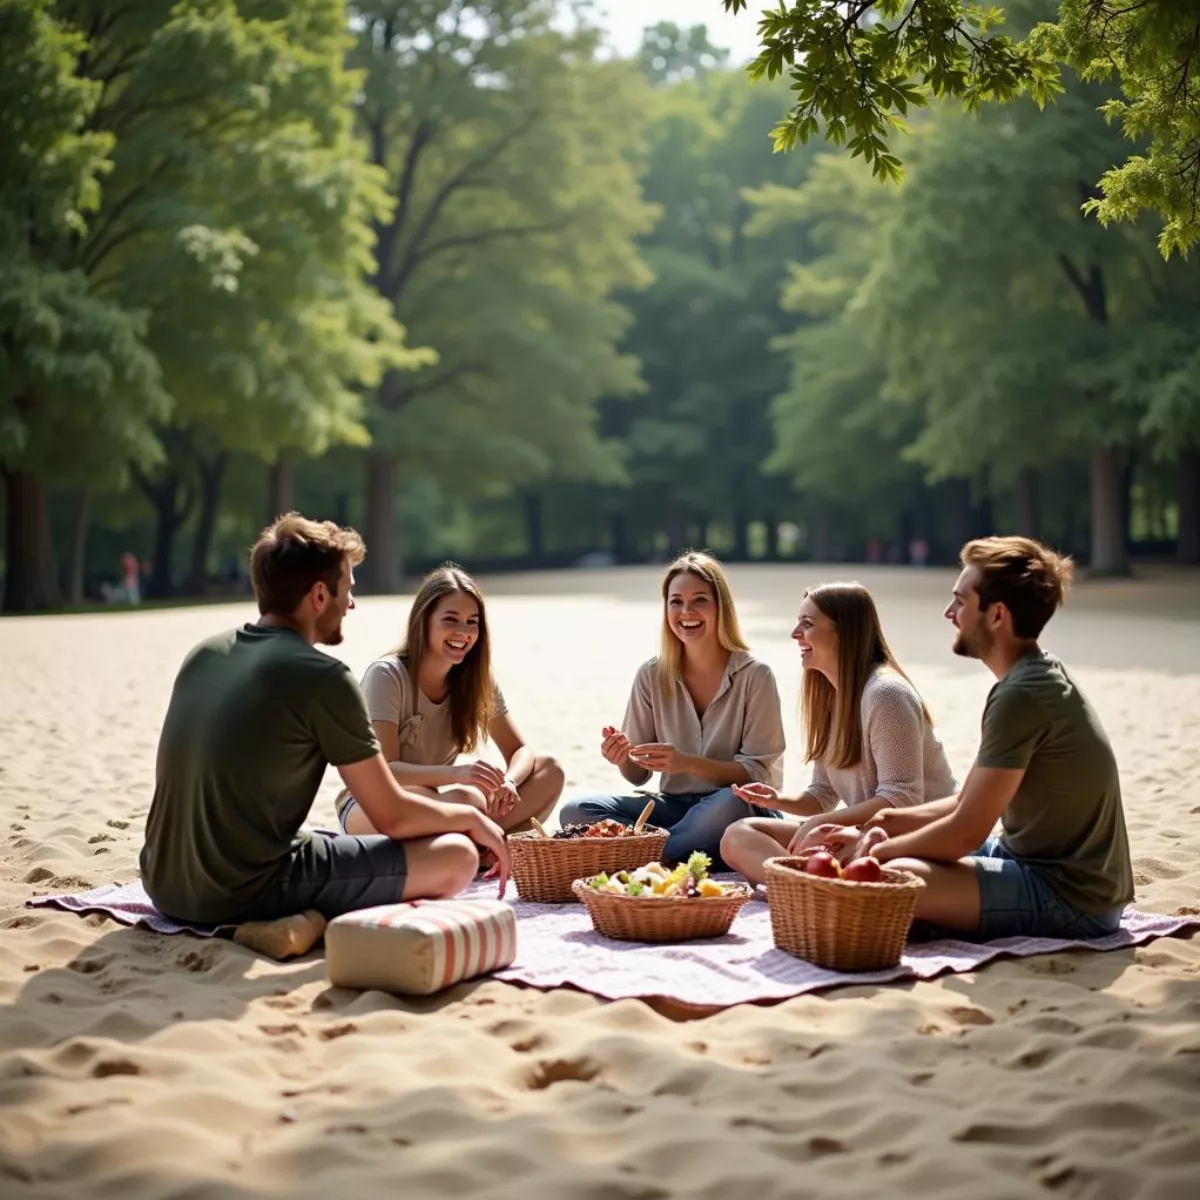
left=841, top=535, right=1133, bottom=940
left=140, top=513, right=509, bottom=952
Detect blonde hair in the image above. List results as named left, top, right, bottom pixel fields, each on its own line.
left=802, top=582, right=930, bottom=771
left=961, top=536, right=1074, bottom=639
left=395, top=564, right=496, bottom=755
left=656, top=551, right=749, bottom=698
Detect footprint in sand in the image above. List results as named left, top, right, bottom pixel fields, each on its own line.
left=91, top=1059, right=143, bottom=1079
left=524, top=1056, right=602, bottom=1090
left=948, top=1006, right=995, bottom=1026
left=318, top=1023, right=357, bottom=1041
left=24, top=866, right=54, bottom=884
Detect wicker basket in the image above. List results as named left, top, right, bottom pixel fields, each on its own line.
left=764, top=855, right=925, bottom=971
left=508, top=829, right=669, bottom=904
left=571, top=878, right=753, bottom=942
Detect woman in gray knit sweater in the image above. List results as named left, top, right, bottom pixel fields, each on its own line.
left=722, top=582, right=958, bottom=885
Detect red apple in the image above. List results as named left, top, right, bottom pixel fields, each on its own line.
left=842, top=856, right=884, bottom=883
left=804, top=850, right=842, bottom=879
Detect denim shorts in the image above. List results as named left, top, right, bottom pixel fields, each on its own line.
left=249, top=832, right=409, bottom=921
left=972, top=835, right=1125, bottom=941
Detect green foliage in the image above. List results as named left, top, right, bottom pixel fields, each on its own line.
left=351, top=1, right=655, bottom=495
left=1032, top=0, right=1200, bottom=256
left=722, top=0, right=1062, bottom=182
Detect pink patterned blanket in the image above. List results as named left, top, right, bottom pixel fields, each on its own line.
left=29, top=880, right=1197, bottom=1008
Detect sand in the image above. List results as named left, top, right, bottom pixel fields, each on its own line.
left=1, top=563, right=1198, bottom=1200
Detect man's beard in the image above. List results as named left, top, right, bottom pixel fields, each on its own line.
left=317, top=613, right=344, bottom=646
left=952, top=625, right=989, bottom=659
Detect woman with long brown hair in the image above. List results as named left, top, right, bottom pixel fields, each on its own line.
left=721, top=581, right=957, bottom=885
left=557, top=551, right=786, bottom=865
left=336, top=564, right=563, bottom=836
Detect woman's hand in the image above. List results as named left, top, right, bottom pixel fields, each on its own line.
left=486, top=777, right=520, bottom=821
left=600, top=725, right=633, bottom=767
left=789, top=811, right=844, bottom=850
left=786, top=821, right=840, bottom=856
left=787, top=823, right=863, bottom=864
left=732, top=782, right=779, bottom=811
left=455, top=759, right=506, bottom=795
left=627, top=743, right=683, bottom=773
left=854, top=825, right=889, bottom=860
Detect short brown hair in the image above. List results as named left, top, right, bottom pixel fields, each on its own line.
left=961, top=536, right=1074, bottom=639
left=250, top=512, right=366, bottom=616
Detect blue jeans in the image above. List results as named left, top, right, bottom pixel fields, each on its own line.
left=972, top=835, right=1125, bottom=941
left=558, top=789, right=775, bottom=867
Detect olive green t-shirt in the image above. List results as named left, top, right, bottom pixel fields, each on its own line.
left=140, top=624, right=379, bottom=923
left=976, top=649, right=1133, bottom=913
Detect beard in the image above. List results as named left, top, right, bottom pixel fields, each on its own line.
left=317, top=612, right=344, bottom=646
left=952, top=625, right=990, bottom=659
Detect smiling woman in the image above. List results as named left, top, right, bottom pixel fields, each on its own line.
left=557, top=551, right=787, bottom=866
left=335, top=564, right=564, bottom=838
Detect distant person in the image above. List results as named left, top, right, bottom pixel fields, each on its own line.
left=828, top=536, right=1134, bottom=940
left=721, top=582, right=956, bottom=886
left=909, top=536, right=930, bottom=567
left=140, top=514, right=509, bottom=957
left=336, top=564, right=564, bottom=838
left=120, top=551, right=141, bottom=604
left=557, top=551, right=786, bottom=865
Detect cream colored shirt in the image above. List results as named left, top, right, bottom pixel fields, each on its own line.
left=622, top=651, right=785, bottom=794
left=359, top=655, right=507, bottom=767
left=805, top=667, right=957, bottom=812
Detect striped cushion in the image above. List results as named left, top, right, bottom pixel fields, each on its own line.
left=324, top=899, right=517, bottom=995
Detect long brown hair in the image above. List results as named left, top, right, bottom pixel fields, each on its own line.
left=395, top=564, right=496, bottom=755
left=657, top=551, right=749, bottom=698
left=802, top=582, right=931, bottom=770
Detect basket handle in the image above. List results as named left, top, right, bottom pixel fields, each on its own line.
left=529, top=816, right=551, bottom=839
left=632, top=800, right=656, bottom=833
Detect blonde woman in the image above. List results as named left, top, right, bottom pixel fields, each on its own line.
left=721, top=582, right=957, bottom=885
left=337, top=564, right=564, bottom=836
left=558, top=551, right=786, bottom=864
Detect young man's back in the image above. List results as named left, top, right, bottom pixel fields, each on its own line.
left=977, top=649, right=1133, bottom=913
left=141, top=624, right=377, bottom=923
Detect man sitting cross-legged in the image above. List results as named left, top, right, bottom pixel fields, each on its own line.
left=139, top=513, right=509, bottom=958
left=812, top=535, right=1133, bottom=941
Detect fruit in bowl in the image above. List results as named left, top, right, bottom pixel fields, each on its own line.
left=842, top=855, right=884, bottom=883
left=803, top=850, right=843, bottom=879
left=584, top=852, right=742, bottom=899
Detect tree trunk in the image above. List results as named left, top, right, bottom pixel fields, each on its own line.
left=363, top=452, right=401, bottom=592
left=733, top=511, right=750, bottom=561
left=610, top=511, right=631, bottom=563
left=1015, top=468, right=1040, bottom=538
left=766, top=514, right=783, bottom=560
left=68, top=486, right=92, bottom=604
left=1178, top=448, right=1200, bottom=564
left=187, top=452, right=228, bottom=594
left=1089, top=446, right=1130, bottom=575
left=268, top=459, right=294, bottom=522
left=810, top=507, right=832, bottom=562
left=523, top=490, right=544, bottom=562
left=2, top=468, right=61, bottom=612
left=136, top=469, right=194, bottom=599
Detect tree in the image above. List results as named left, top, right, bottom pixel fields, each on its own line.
left=722, top=0, right=1200, bottom=253
left=53, top=0, right=413, bottom=597
left=348, top=1, right=655, bottom=590
left=0, top=0, right=166, bottom=612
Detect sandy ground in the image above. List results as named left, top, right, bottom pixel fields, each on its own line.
left=1, top=563, right=1199, bottom=1199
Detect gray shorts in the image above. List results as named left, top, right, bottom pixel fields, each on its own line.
left=251, top=832, right=408, bottom=921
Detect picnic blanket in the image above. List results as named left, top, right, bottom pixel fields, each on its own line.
left=28, top=879, right=1198, bottom=1007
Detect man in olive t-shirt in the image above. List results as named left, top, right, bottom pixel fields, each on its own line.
left=851, top=536, right=1133, bottom=941
left=139, top=513, right=509, bottom=933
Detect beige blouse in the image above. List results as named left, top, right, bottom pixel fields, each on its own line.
left=359, top=655, right=507, bottom=767
left=805, top=667, right=957, bottom=812
left=622, top=651, right=785, bottom=794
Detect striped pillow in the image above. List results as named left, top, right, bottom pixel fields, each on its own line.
left=324, top=899, right=517, bottom=995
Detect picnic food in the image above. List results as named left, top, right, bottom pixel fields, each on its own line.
left=842, top=855, right=884, bottom=883
left=584, top=852, right=738, bottom=899
left=553, top=818, right=656, bottom=840
left=804, top=850, right=843, bottom=879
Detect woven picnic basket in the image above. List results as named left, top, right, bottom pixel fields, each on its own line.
left=571, top=878, right=753, bottom=942
left=764, top=855, right=925, bottom=971
left=508, top=828, right=669, bottom=904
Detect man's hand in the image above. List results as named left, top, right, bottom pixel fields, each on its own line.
left=600, top=725, right=632, bottom=766
left=732, top=782, right=779, bottom=810
left=461, top=809, right=509, bottom=899
left=854, top=825, right=889, bottom=860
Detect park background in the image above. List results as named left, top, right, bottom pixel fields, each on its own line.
left=3, top=0, right=1199, bottom=615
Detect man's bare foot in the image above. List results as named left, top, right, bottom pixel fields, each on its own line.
left=233, top=910, right=326, bottom=960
